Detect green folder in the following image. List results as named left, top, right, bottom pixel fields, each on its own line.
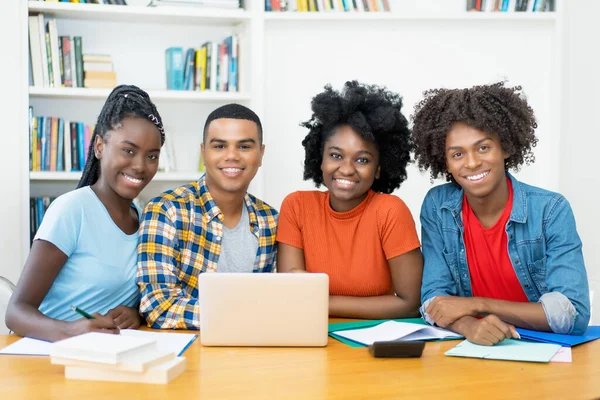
left=328, top=318, right=427, bottom=348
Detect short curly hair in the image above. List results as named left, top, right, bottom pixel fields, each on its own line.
left=301, top=80, right=412, bottom=194
left=411, top=81, right=538, bottom=182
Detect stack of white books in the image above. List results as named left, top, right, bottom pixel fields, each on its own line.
left=50, top=332, right=187, bottom=384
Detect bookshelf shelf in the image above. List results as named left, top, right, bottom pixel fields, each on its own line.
left=262, top=11, right=557, bottom=22
left=30, top=171, right=201, bottom=182
left=29, top=87, right=251, bottom=102
left=27, top=2, right=251, bottom=25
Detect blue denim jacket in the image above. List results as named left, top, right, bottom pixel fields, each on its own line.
left=419, top=173, right=590, bottom=335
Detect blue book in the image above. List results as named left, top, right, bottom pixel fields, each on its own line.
left=183, top=48, right=195, bottom=91
left=165, top=47, right=184, bottom=91
left=36, top=197, right=45, bottom=228
left=516, top=326, right=600, bottom=347
left=57, top=118, right=64, bottom=171
left=77, top=122, right=85, bottom=170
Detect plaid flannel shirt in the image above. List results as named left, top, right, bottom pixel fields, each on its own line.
left=136, top=175, right=278, bottom=329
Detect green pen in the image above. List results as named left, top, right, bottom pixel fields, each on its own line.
left=71, top=305, right=95, bottom=320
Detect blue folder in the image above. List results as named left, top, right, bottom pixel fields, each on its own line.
left=516, top=326, right=600, bottom=347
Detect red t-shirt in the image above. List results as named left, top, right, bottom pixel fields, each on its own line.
left=462, top=178, right=528, bottom=302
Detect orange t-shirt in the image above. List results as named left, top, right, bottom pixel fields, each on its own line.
left=276, top=190, right=421, bottom=296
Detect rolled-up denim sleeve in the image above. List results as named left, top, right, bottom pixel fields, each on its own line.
left=542, top=196, right=590, bottom=335
left=539, top=292, right=577, bottom=334
left=420, top=297, right=437, bottom=325
left=420, top=191, right=459, bottom=326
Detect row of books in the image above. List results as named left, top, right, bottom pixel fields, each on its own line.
left=466, top=0, right=555, bottom=12
left=31, top=0, right=128, bottom=4
left=29, top=108, right=93, bottom=172
left=29, top=14, right=82, bottom=88
left=29, top=14, right=117, bottom=89
left=30, top=196, right=55, bottom=243
left=165, top=35, right=238, bottom=92
left=265, top=0, right=391, bottom=12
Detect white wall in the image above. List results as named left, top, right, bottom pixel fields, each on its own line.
left=561, top=0, right=600, bottom=324
left=262, top=18, right=559, bottom=231
left=0, top=0, right=28, bottom=285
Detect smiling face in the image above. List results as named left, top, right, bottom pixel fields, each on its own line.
left=201, top=118, right=264, bottom=197
left=321, top=125, right=380, bottom=212
left=94, top=116, right=162, bottom=200
left=445, top=122, right=510, bottom=203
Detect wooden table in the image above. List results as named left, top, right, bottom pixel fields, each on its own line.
left=1, top=322, right=599, bottom=400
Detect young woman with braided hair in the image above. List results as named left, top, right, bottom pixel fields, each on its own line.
left=6, top=85, right=165, bottom=342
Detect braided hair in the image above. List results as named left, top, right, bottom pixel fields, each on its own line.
left=77, top=85, right=165, bottom=188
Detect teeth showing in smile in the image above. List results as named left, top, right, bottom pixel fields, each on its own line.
left=222, top=168, right=243, bottom=173
left=335, top=178, right=357, bottom=185
left=122, top=174, right=142, bottom=184
left=466, top=171, right=489, bottom=181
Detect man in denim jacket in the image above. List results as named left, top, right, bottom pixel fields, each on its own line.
left=411, top=82, right=590, bottom=345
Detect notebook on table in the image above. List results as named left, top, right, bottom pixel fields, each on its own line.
left=198, top=273, right=329, bottom=347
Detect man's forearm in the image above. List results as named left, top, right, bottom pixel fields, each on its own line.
left=476, top=298, right=550, bottom=331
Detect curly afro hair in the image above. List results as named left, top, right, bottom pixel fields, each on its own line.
left=411, top=81, right=538, bottom=182
left=301, top=80, right=412, bottom=194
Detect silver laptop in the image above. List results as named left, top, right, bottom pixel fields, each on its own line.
left=198, top=273, right=329, bottom=347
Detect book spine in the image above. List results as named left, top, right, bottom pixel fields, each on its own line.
left=77, top=122, right=85, bottom=169
left=61, top=37, right=73, bottom=87
left=74, top=36, right=84, bottom=88
left=63, top=119, right=71, bottom=172
left=50, top=117, right=58, bottom=171
left=70, top=122, right=79, bottom=171
left=57, top=118, right=64, bottom=171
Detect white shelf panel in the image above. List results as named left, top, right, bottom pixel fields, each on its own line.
left=30, top=171, right=201, bottom=182
left=29, top=87, right=251, bottom=102
left=263, top=11, right=557, bottom=22
left=27, top=2, right=250, bottom=25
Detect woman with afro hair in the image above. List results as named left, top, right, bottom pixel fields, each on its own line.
left=276, top=81, right=423, bottom=319
left=413, top=82, right=590, bottom=345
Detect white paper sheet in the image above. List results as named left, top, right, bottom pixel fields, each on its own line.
left=333, top=321, right=463, bottom=346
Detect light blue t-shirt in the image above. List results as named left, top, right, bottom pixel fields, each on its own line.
left=37, top=186, right=140, bottom=321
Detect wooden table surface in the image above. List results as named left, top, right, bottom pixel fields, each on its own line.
left=1, top=322, right=599, bottom=400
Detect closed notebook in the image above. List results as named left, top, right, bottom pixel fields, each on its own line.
left=332, top=321, right=463, bottom=346
left=65, top=356, right=187, bottom=384
left=51, top=349, right=175, bottom=372
left=50, top=332, right=157, bottom=364
left=445, top=339, right=561, bottom=363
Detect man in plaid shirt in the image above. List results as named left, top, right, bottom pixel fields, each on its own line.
left=136, top=104, right=278, bottom=329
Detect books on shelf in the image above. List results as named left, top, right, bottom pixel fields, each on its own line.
left=30, top=196, right=55, bottom=243
left=29, top=14, right=86, bottom=88
left=29, top=108, right=93, bottom=172
left=466, top=0, right=555, bottom=12
left=83, top=54, right=117, bottom=88
left=165, top=35, right=238, bottom=92
left=265, top=0, right=391, bottom=12
left=50, top=332, right=186, bottom=384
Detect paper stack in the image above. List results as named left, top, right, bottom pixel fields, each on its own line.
left=50, top=332, right=186, bottom=384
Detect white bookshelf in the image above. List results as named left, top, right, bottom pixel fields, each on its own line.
left=262, top=11, right=557, bottom=22
left=1, top=0, right=563, bottom=282
left=28, top=2, right=251, bottom=24
left=29, top=87, right=252, bottom=102
left=30, top=171, right=200, bottom=182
